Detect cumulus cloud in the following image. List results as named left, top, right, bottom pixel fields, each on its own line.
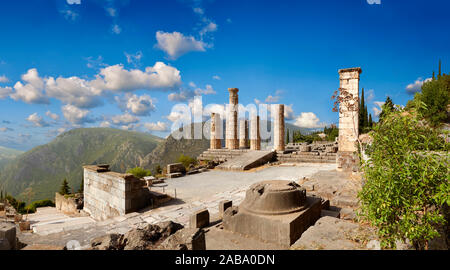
left=155, top=31, right=209, bottom=59
left=111, top=113, right=139, bottom=125
left=406, top=77, right=432, bottom=94
left=0, top=86, right=12, bottom=99
left=60, top=9, right=79, bottom=21
left=0, top=75, right=9, bottom=83
left=99, top=121, right=111, bottom=128
left=212, top=75, right=221, bottom=80
left=91, top=62, right=181, bottom=92
left=284, top=104, right=295, bottom=120
left=27, top=113, right=50, bottom=127
left=372, top=101, right=385, bottom=117
left=10, top=68, right=48, bottom=104
left=168, top=89, right=195, bottom=102
left=194, top=84, right=216, bottom=95
left=46, top=76, right=102, bottom=108
left=0, top=127, right=13, bottom=132
left=293, top=112, right=325, bottom=128
left=46, top=110, right=60, bottom=121
left=144, top=121, right=169, bottom=132
left=366, top=89, right=375, bottom=103
left=125, top=51, right=143, bottom=67
left=199, top=22, right=217, bottom=37
left=106, top=7, right=117, bottom=17
left=193, top=7, right=204, bottom=15
left=62, top=104, right=93, bottom=125
left=367, top=0, right=381, bottom=4
left=67, top=0, right=81, bottom=4
left=116, top=94, right=156, bottom=116
left=265, top=95, right=281, bottom=103
left=112, top=24, right=121, bottom=34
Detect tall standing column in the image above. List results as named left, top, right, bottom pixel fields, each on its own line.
left=273, top=104, right=285, bottom=151
left=239, top=119, right=249, bottom=148
left=337, top=67, right=362, bottom=171
left=226, top=88, right=239, bottom=150
left=250, top=115, right=261, bottom=150
left=210, top=113, right=222, bottom=149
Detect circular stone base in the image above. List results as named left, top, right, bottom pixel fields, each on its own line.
left=240, top=180, right=307, bottom=216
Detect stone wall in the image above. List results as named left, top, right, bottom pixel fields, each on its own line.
left=83, top=165, right=152, bottom=220
left=55, top=192, right=82, bottom=215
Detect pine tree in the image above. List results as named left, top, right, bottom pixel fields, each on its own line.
left=59, top=179, right=71, bottom=195
left=379, top=96, right=395, bottom=123
left=286, top=128, right=290, bottom=144
left=432, top=71, right=435, bottom=80
left=78, top=178, right=84, bottom=193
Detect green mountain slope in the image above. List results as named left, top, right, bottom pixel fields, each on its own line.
left=0, top=146, right=24, bottom=170
left=0, top=128, right=163, bottom=201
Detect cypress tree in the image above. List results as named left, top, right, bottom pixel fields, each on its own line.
left=438, top=59, right=442, bottom=78
left=286, top=128, right=290, bottom=144
left=59, top=179, right=71, bottom=195
left=368, top=113, right=373, bottom=128
left=359, top=88, right=366, bottom=133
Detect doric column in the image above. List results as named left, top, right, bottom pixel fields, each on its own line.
left=250, top=115, right=261, bottom=150
left=210, top=113, right=222, bottom=149
left=226, top=88, right=239, bottom=150
left=273, top=104, right=285, bottom=151
left=337, top=67, right=362, bottom=171
left=239, top=119, right=249, bottom=149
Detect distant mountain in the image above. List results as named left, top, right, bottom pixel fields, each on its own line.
left=0, top=122, right=318, bottom=202
left=0, top=146, right=23, bottom=170
left=0, top=128, right=163, bottom=201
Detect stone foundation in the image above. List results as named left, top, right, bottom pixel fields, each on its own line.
left=83, top=165, right=153, bottom=220
left=336, top=151, right=359, bottom=172
left=55, top=192, right=83, bottom=215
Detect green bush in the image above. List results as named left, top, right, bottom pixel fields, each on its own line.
left=25, top=199, right=55, bottom=213
left=358, top=105, right=449, bottom=249
left=177, top=154, right=197, bottom=169
left=126, top=167, right=152, bottom=179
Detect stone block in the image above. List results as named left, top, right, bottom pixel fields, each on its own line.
left=321, top=199, right=330, bottom=210
left=14, top=214, right=22, bottom=223
left=0, top=203, right=4, bottom=211
left=320, top=209, right=340, bottom=219
left=0, top=222, right=16, bottom=250
left=189, top=209, right=210, bottom=229
left=21, top=244, right=66, bottom=250
left=167, top=172, right=183, bottom=178
left=19, top=221, right=31, bottom=231
left=219, top=200, right=232, bottom=217
left=167, top=163, right=186, bottom=175
left=300, top=145, right=311, bottom=152
left=157, top=228, right=206, bottom=250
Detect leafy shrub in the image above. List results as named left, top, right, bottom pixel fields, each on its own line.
left=126, top=167, right=152, bottom=179
left=25, top=199, right=55, bottom=213
left=177, top=154, right=197, bottom=169
left=358, top=105, right=449, bottom=249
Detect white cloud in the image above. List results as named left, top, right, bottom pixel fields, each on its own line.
left=120, top=123, right=141, bottom=131
left=91, top=62, right=181, bottom=92
left=60, top=9, right=79, bottom=21
left=116, top=94, right=156, bottom=116
left=168, top=89, right=195, bottom=102
left=27, top=113, right=50, bottom=127
left=67, top=0, right=81, bottom=4
left=284, top=104, right=295, bottom=120
left=155, top=31, right=209, bottom=59
left=125, top=51, right=143, bottom=67
left=45, top=76, right=102, bottom=108
left=372, top=101, right=385, bottom=117
left=112, top=24, right=122, bottom=34
left=406, top=77, right=432, bottom=94
left=265, top=95, right=280, bottom=103
left=366, top=89, right=375, bottom=103
left=111, top=113, right=139, bottom=125
left=144, top=121, right=169, bottom=132
left=46, top=111, right=60, bottom=121
left=99, top=121, right=111, bottom=128
left=0, top=75, right=9, bottom=83
left=254, top=98, right=261, bottom=105
left=203, top=104, right=225, bottom=117
left=367, top=0, right=381, bottom=4
left=194, top=84, right=216, bottom=95
left=166, top=110, right=189, bottom=123
left=200, top=22, right=218, bottom=37
left=0, top=86, right=12, bottom=99
left=10, top=68, right=49, bottom=104
left=106, top=7, right=117, bottom=17
left=0, top=127, right=13, bottom=132
left=212, top=75, right=221, bottom=80
left=193, top=7, right=204, bottom=15
left=62, top=104, right=93, bottom=125
left=293, top=112, right=325, bottom=128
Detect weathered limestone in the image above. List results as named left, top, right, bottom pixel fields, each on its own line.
left=55, top=192, right=83, bottom=214
left=83, top=165, right=153, bottom=220
left=210, top=113, right=222, bottom=149
left=337, top=68, right=362, bottom=171
left=226, top=88, right=239, bottom=150
left=239, top=119, right=249, bottom=149
left=223, top=180, right=322, bottom=247
left=273, top=104, right=285, bottom=151
left=250, top=115, right=261, bottom=150
left=189, top=209, right=210, bottom=229
left=167, top=163, right=186, bottom=175
left=219, top=200, right=233, bottom=218
left=0, top=222, right=16, bottom=250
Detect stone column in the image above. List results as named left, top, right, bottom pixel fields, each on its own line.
left=210, top=113, right=222, bottom=149
left=250, top=115, right=261, bottom=150
left=337, top=67, right=362, bottom=172
left=226, top=88, right=239, bottom=150
left=239, top=119, right=249, bottom=149
left=273, top=104, right=285, bottom=151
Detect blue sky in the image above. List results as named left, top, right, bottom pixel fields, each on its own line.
left=0, top=0, right=449, bottom=151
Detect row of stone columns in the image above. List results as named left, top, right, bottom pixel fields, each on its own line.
left=210, top=88, right=285, bottom=151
